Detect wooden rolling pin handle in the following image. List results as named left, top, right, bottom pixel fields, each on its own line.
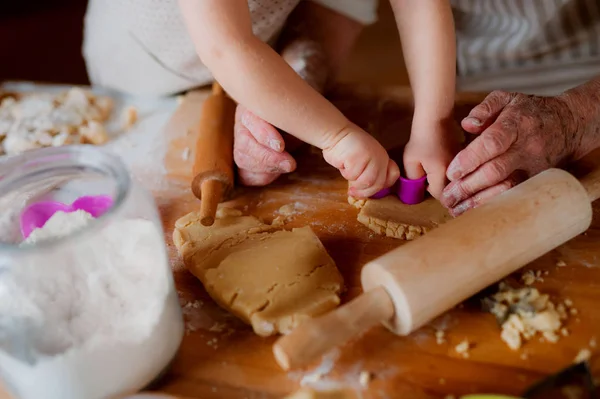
left=273, top=286, right=394, bottom=371
left=198, top=179, right=223, bottom=226
left=190, top=81, right=235, bottom=226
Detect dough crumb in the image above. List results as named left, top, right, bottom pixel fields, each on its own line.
left=347, top=196, right=366, bottom=209
left=358, top=370, right=371, bottom=388
left=590, top=337, right=597, bottom=348
left=455, top=340, right=470, bottom=358
left=574, top=348, right=591, bottom=363
left=80, top=120, right=109, bottom=145
left=556, top=260, right=567, bottom=267
left=272, top=215, right=286, bottom=227
left=278, top=203, right=297, bottom=216
left=483, top=283, right=566, bottom=350
left=561, top=328, right=569, bottom=337
left=520, top=352, right=528, bottom=360
left=122, top=105, right=138, bottom=129
left=435, top=330, right=446, bottom=345
left=181, top=146, right=190, bottom=161
left=215, top=207, right=243, bottom=219
left=208, top=322, right=227, bottom=332
left=564, top=298, right=574, bottom=307
left=522, top=270, right=545, bottom=285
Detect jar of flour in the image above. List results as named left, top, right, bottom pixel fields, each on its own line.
left=0, top=146, right=184, bottom=399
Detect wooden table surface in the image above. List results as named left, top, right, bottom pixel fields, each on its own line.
left=151, top=85, right=600, bottom=399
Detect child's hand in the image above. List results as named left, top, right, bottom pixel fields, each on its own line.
left=403, top=119, right=460, bottom=199
left=323, top=124, right=400, bottom=198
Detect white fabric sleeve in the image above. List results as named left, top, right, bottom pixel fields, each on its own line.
left=309, top=0, right=379, bottom=25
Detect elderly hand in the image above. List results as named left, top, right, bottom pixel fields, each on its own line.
left=441, top=90, right=581, bottom=216
left=233, top=105, right=300, bottom=186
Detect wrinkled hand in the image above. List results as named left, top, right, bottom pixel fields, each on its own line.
left=441, top=90, right=579, bottom=216
left=233, top=104, right=299, bottom=186
left=323, top=125, right=400, bottom=198
left=403, top=119, right=460, bottom=199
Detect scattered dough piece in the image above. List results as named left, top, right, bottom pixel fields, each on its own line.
left=350, top=195, right=450, bottom=240
left=521, top=270, right=544, bottom=285
left=122, top=105, right=138, bottom=129
left=278, top=203, right=297, bottom=216
left=0, top=88, right=114, bottom=155
left=284, top=388, right=357, bottom=399
left=455, top=340, right=471, bottom=358
left=80, top=120, right=109, bottom=144
left=173, top=211, right=344, bottom=336
left=574, top=348, right=591, bottom=363
left=483, top=283, right=566, bottom=350
left=556, top=260, right=567, bottom=267
left=347, top=196, right=366, bottom=209
left=590, top=337, right=597, bottom=348
left=215, top=206, right=243, bottom=219
left=358, top=371, right=371, bottom=388
left=435, top=330, right=446, bottom=345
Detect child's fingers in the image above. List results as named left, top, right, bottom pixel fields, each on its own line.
left=239, top=107, right=285, bottom=152
left=348, top=159, right=387, bottom=198
left=234, top=123, right=296, bottom=173
left=403, top=159, right=426, bottom=180
left=385, top=159, right=401, bottom=188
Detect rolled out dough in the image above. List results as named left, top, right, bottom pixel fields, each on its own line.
left=173, top=210, right=344, bottom=336
left=349, top=195, right=451, bottom=240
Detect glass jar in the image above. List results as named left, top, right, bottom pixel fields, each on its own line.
left=0, top=146, right=184, bottom=399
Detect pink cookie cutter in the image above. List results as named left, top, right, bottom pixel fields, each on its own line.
left=20, top=195, right=113, bottom=239
left=370, top=175, right=427, bottom=205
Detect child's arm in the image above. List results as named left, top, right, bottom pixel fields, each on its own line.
left=178, top=0, right=399, bottom=197
left=390, top=0, right=457, bottom=198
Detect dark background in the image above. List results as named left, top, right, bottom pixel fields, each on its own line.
left=0, top=1, right=407, bottom=87
left=0, top=0, right=90, bottom=84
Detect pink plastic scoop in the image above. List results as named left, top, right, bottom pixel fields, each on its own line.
left=20, top=195, right=113, bottom=239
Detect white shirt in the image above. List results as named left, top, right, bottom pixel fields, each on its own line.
left=82, top=0, right=377, bottom=96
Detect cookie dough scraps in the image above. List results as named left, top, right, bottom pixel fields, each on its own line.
left=173, top=209, right=344, bottom=336
left=483, top=283, right=569, bottom=350
left=0, top=88, right=114, bottom=155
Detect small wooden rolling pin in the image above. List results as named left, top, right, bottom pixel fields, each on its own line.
left=273, top=167, right=600, bottom=370
left=190, top=82, right=236, bottom=226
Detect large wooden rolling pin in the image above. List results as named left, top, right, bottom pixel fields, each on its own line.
left=273, top=167, right=600, bottom=370
left=190, top=82, right=236, bottom=226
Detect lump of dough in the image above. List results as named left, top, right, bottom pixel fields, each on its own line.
left=173, top=209, right=344, bottom=336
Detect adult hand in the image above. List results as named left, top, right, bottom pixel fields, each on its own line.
left=233, top=104, right=297, bottom=186
left=441, top=90, right=580, bottom=216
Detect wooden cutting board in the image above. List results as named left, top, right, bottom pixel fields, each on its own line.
left=149, top=84, right=600, bottom=399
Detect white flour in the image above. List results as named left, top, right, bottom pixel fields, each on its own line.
left=0, top=210, right=183, bottom=399
left=23, top=210, right=94, bottom=244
